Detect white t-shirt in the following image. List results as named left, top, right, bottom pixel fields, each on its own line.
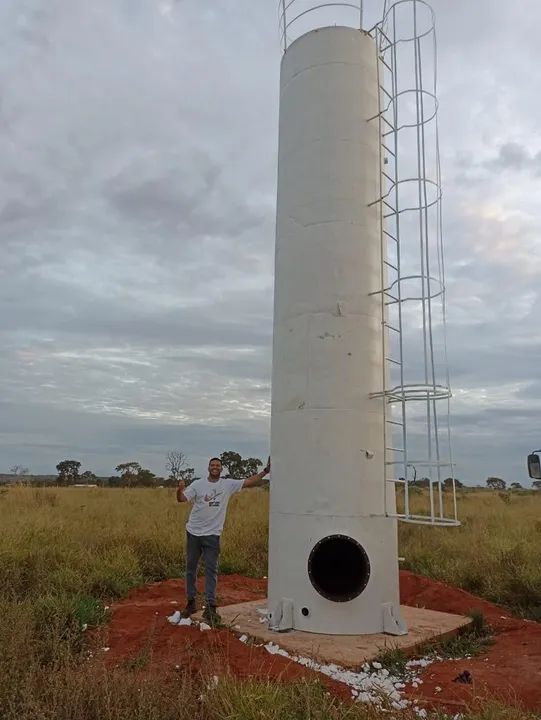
left=184, top=477, right=244, bottom=536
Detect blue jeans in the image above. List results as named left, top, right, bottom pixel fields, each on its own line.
left=185, top=532, right=220, bottom=606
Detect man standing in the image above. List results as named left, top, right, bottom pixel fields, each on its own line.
left=170, top=455, right=270, bottom=627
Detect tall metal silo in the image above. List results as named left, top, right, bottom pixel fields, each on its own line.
left=268, top=0, right=458, bottom=636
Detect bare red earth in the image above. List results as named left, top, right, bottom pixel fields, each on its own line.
left=101, top=574, right=350, bottom=699
left=101, top=571, right=541, bottom=712
left=399, top=570, right=541, bottom=712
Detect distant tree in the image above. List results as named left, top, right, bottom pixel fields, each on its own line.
left=163, top=469, right=199, bottom=488
left=136, top=469, right=157, bottom=487
left=165, top=451, right=199, bottom=486
left=166, top=450, right=187, bottom=481
left=220, top=451, right=244, bottom=478
left=532, top=480, right=541, bottom=491
left=444, top=477, right=464, bottom=489
left=56, top=460, right=81, bottom=486
left=510, top=482, right=523, bottom=490
left=115, top=462, right=160, bottom=488
left=10, top=465, right=29, bottom=476
left=80, top=470, right=97, bottom=485
left=115, top=462, right=142, bottom=487
left=220, top=451, right=263, bottom=479
left=486, top=477, right=506, bottom=491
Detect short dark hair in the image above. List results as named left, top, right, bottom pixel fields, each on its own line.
left=208, top=457, right=222, bottom=465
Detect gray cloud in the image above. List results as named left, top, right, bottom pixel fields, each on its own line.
left=483, top=142, right=541, bottom=173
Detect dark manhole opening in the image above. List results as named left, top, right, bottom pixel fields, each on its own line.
left=308, top=534, right=370, bottom=602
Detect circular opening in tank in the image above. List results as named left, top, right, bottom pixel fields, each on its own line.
left=301, top=607, right=310, bottom=617
left=308, top=535, right=370, bottom=602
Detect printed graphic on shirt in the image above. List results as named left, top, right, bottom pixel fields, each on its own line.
left=204, top=489, right=223, bottom=507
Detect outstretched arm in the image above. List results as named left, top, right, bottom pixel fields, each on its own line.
left=242, top=457, right=271, bottom=489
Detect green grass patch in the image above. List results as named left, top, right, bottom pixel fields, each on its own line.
left=373, top=646, right=409, bottom=675
left=425, top=611, right=493, bottom=660
left=0, top=486, right=540, bottom=720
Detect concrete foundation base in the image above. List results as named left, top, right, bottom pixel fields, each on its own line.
left=199, top=600, right=471, bottom=667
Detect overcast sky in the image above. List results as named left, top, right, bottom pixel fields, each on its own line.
left=1, top=0, right=540, bottom=485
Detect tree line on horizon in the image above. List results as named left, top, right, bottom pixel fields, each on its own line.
left=1, top=451, right=265, bottom=488
left=3, top=462, right=541, bottom=490
left=49, top=450, right=264, bottom=488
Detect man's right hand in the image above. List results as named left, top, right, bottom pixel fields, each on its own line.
left=177, top=479, right=187, bottom=502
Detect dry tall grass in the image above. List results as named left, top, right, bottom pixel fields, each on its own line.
left=1, top=485, right=540, bottom=720
left=398, top=489, right=541, bottom=619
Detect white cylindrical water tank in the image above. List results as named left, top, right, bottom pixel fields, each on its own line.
left=268, top=26, right=405, bottom=636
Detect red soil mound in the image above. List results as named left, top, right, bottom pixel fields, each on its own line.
left=101, top=574, right=350, bottom=699
left=100, top=571, right=541, bottom=712
left=400, top=570, right=541, bottom=712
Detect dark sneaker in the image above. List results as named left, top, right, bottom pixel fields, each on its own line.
left=202, top=605, right=222, bottom=627
left=181, top=599, right=196, bottom=619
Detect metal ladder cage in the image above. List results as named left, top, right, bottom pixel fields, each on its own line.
left=278, top=0, right=364, bottom=51
left=369, top=0, right=458, bottom=526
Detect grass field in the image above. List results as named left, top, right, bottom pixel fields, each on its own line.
left=1, top=486, right=540, bottom=720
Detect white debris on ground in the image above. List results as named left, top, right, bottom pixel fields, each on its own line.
left=167, top=611, right=205, bottom=629
left=263, top=641, right=437, bottom=717
left=163, top=610, right=460, bottom=718
left=168, top=612, right=193, bottom=626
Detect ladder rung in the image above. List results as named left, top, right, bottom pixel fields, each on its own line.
left=377, top=27, right=394, bottom=46
left=383, top=229, right=398, bottom=242
left=386, top=419, right=404, bottom=426
left=381, top=115, right=395, bottom=131
left=382, top=143, right=396, bottom=158
left=369, top=290, right=398, bottom=302
left=384, top=259, right=398, bottom=271
left=385, top=356, right=402, bottom=366
left=379, top=56, right=393, bottom=74
left=386, top=447, right=406, bottom=453
left=385, top=323, right=400, bottom=333
left=382, top=170, right=395, bottom=185
left=379, top=85, right=394, bottom=102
